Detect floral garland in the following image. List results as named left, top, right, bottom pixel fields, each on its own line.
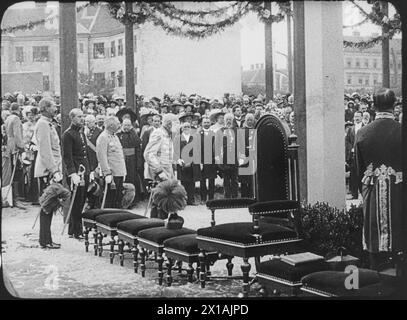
left=107, top=1, right=291, bottom=40
left=1, top=2, right=92, bottom=34
left=343, top=0, right=401, bottom=48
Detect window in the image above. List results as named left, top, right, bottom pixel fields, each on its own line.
left=110, top=71, right=116, bottom=87
left=117, top=70, right=123, bottom=87
left=134, top=35, right=137, bottom=52
left=364, top=59, right=369, bottom=68
left=373, top=59, right=378, bottom=69
left=93, top=43, right=105, bottom=59
left=355, top=59, right=360, bottom=68
left=347, top=77, right=352, bottom=85
left=346, top=58, right=352, bottom=68
left=358, top=78, right=363, bottom=85
left=33, top=46, right=49, bottom=62
left=365, top=78, right=369, bottom=85
left=79, top=43, right=84, bottom=54
left=373, top=78, right=378, bottom=85
left=93, top=72, right=105, bottom=87
left=111, top=41, right=116, bottom=57
left=43, top=75, right=50, bottom=91
left=15, top=46, right=24, bottom=62
left=134, top=67, right=137, bottom=85
left=118, top=39, right=123, bottom=56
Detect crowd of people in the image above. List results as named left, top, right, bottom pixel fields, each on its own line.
left=1, top=89, right=403, bottom=249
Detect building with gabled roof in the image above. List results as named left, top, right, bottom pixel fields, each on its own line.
left=1, top=2, right=242, bottom=98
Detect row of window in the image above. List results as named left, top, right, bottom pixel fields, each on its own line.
left=11, top=36, right=138, bottom=63
left=14, top=46, right=49, bottom=62
left=93, top=36, right=137, bottom=59
left=345, top=57, right=401, bottom=70
left=92, top=68, right=138, bottom=88
left=346, top=75, right=380, bottom=86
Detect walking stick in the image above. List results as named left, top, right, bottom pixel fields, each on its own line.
left=32, top=208, right=41, bottom=229
left=144, top=188, right=154, bottom=217
left=101, top=180, right=109, bottom=209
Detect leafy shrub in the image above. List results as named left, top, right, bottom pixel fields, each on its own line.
left=301, top=202, right=364, bottom=259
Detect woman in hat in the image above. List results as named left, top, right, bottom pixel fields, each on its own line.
left=209, top=109, right=225, bottom=133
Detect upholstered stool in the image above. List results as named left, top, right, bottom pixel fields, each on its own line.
left=163, top=234, right=219, bottom=286
left=95, top=212, right=144, bottom=262
left=116, top=218, right=165, bottom=272
left=206, top=198, right=257, bottom=227
left=137, top=227, right=196, bottom=285
left=256, top=258, right=329, bottom=297
left=300, top=269, right=393, bottom=297
left=82, top=209, right=136, bottom=255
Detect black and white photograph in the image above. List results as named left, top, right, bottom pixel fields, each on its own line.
left=0, top=0, right=406, bottom=304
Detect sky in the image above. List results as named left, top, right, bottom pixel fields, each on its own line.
left=6, top=1, right=401, bottom=71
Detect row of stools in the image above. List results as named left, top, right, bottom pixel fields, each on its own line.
left=82, top=209, right=220, bottom=286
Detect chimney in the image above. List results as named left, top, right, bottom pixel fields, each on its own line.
left=352, top=30, right=360, bottom=37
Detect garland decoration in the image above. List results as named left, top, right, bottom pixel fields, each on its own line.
left=1, top=2, right=92, bottom=34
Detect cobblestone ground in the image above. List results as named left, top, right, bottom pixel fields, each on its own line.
left=1, top=200, right=266, bottom=299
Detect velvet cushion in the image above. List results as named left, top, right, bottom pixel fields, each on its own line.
left=137, top=227, right=196, bottom=245
left=95, top=212, right=144, bottom=227
left=301, top=269, right=381, bottom=297
left=164, top=234, right=199, bottom=254
left=117, top=218, right=165, bottom=236
left=206, top=198, right=256, bottom=210
left=257, top=259, right=329, bottom=284
left=197, top=221, right=297, bottom=244
left=83, top=208, right=135, bottom=220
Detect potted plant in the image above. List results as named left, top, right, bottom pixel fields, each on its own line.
left=152, top=179, right=188, bottom=229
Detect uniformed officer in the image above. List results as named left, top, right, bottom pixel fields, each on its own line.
left=34, top=98, right=63, bottom=249
left=62, top=108, right=91, bottom=239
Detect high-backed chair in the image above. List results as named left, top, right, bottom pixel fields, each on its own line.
left=196, top=114, right=303, bottom=297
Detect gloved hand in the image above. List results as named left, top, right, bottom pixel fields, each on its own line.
left=158, top=172, right=168, bottom=181
left=89, top=171, right=95, bottom=182
left=70, top=173, right=81, bottom=185
left=29, top=144, right=38, bottom=152
left=177, top=159, right=185, bottom=166
left=53, top=171, right=63, bottom=182
left=238, top=158, right=245, bottom=166
left=105, top=174, right=113, bottom=184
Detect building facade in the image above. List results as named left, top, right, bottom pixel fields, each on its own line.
left=1, top=3, right=242, bottom=98
left=343, top=31, right=402, bottom=95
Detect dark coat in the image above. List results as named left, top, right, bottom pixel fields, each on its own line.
left=174, top=133, right=201, bottom=182
left=199, top=128, right=217, bottom=179
left=345, top=123, right=363, bottom=164
left=215, top=127, right=238, bottom=172
left=354, top=117, right=402, bottom=253
left=85, top=126, right=102, bottom=171
left=233, top=117, right=245, bottom=128
left=62, top=124, right=90, bottom=176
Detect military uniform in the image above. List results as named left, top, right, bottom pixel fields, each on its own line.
left=199, top=128, right=217, bottom=202
left=34, top=115, right=63, bottom=248
left=62, top=123, right=90, bottom=238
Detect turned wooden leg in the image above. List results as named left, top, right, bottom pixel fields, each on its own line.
left=84, top=227, right=90, bottom=252
left=187, top=263, right=194, bottom=283
left=98, top=232, right=103, bottom=257
left=131, top=244, right=139, bottom=273
left=166, top=258, right=174, bottom=287
left=140, top=248, right=146, bottom=277
left=176, top=260, right=182, bottom=274
left=118, top=240, right=124, bottom=266
left=93, top=229, right=98, bottom=256
left=109, top=235, right=115, bottom=264
left=198, top=249, right=207, bottom=288
left=226, top=257, right=234, bottom=276
left=157, top=250, right=164, bottom=286
left=241, top=258, right=251, bottom=298
left=206, top=261, right=211, bottom=276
